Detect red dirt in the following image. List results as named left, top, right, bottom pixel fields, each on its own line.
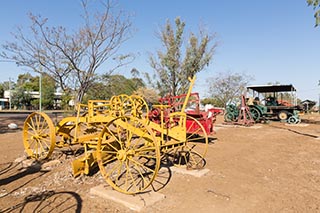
left=1, top=114, right=320, bottom=212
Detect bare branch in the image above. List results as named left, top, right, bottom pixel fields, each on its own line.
left=0, top=0, right=133, bottom=104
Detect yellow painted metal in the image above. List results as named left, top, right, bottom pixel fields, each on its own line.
left=87, top=100, right=110, bottom=118
left=23, top=112, right=56, bottom=160
left=110, top=94, right=132, bottom=117
left=181, top=76, right=196, bottom=113
left=170, top=115, right=208, bottom=169
left=22, top=75, right=209, bottom=194
left=130, top=95, right=149, bottom=119
left=71, top=151, right=95, bottom=177
left=96, top=116, right=160, bottom=195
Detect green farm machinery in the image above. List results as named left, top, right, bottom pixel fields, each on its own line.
left=225, top=84, right=302, bottom=124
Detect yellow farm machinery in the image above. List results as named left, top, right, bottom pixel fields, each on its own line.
left=22, top=76, right=215, bottom=194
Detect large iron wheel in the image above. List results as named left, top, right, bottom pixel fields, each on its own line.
left=171, top=115, right=208, bottom=169
left=96, top=116, right=160, bottom=194
left=23, top=112, right=55, bottom=160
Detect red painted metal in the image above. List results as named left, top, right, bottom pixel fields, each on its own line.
left=235, top=95, right=255, bottom=126
left=149, top=92, right=222, bottom=135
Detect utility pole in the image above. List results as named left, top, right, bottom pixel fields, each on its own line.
left=9, top=77, right=12, bottom=110
left=39, top=74, right=42, bottom=112
left=318, top=80, right=320, bottom=114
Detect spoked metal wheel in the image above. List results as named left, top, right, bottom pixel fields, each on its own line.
left=23, top=112, right=55, bottom=160
left=110, top=94, right=133, bottom=117
left=96, top=116, right=160, bottom=194
left=249, top=107, right=260, bottom=122
left=224, top=112, right=235, bottom=122
left=171, top=115, right=208, bottom=169
left=130, top=95, right=149, bottom=119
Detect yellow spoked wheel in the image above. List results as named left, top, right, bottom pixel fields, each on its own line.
left=96, top=116, right=160, bottom=194
left=110, top=94, right=133, bottom=117
left=172, top=115, right=208, bottom=169
left=130, top=95, right=149, bottom=119
left=23, top=112, right=55, bottom=160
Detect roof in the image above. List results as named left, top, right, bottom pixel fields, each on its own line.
left=246, top=84, right=296, bottom=93
left=300, top=100, right=316, bottom=104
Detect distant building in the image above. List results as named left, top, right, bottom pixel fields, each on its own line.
left=0, top=90, right=63, bottom=110
left=300, top=100, right=316, bottom=112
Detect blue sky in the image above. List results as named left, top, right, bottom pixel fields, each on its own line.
left=0, top=0, right=319, bottom=101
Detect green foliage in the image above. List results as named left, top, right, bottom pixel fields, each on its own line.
left=16, top=73, right=38, bottom=91
left=206, top=71, right=253, bottom=108
left=11, top=73, right=35, bottom=109
left=3, top=72, right=148, bottom=109
left=83, top=74, right=146, bottom=103
left=41, top=74, right=56, bottom=109
left=61, top=91, right=73, bottom=110
left=0, top=81, right=11, bottom=92
left=149, top=17, right=216, bottom=96
left=307, top=0, right=320, bottom=26
left=83, top=82, right=110, bottom=103
left=7, top=73, right=56, bottom=110
left=11, top=87, right=32, bottom=109
left=200, top=97, right=224, bottom=108
left=0, top=83, right=5, bottom=97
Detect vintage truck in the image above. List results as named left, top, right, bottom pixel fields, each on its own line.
left=246, top=84, right=303, bottom=123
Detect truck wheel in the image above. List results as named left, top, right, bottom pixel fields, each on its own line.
left=278, top=111, right=288, bottom=121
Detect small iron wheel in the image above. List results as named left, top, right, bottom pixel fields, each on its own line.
left=130, top=95, right=149, bottom=119
left=110, top=94, right=133, bottom=117
left=171, top=115, right=208, bottom=169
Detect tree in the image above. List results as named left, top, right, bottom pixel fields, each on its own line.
left=105, top=75, right=144, bottom=97
left=307, top=0, right=320, bottom=26
left=10, top=73, right=56, bottom=109
left=31, top=74, right=56, bottom=110
left=206, top=71, right=254, bottom=108
left=11, top=87, right=32, bottom=109
left=134, top=87, right=160, bottom=105
left=1, top=0, right=133, bottom=105
left=200, top=97, right=224, bottom=108
left=0, top=84, right=4, bottom=98
left=11, top=73, right=34, bottom=109
left=83, top=74, right=145, bottom=102
left=0, top=81, right=11, bottom=97
left=148, top=17, right=217, bottom=96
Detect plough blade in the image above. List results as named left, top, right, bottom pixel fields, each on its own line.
left=71, top=151, right=97, bottom=177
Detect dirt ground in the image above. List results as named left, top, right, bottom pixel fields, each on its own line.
left=1, top=113, right=320, bottom=212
